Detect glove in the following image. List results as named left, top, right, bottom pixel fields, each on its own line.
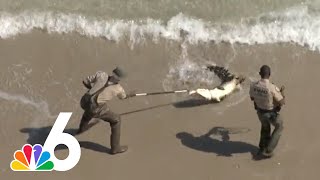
left=83, top=81, right=92, bottom=89
left=125, top=90, right=136, bottom=98
left=274, top=106, right=281, bottom=112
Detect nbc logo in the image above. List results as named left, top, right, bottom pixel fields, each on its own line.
left=10, top=144, right=54, bottom=171
left=10, top=112, right=81, bottom=171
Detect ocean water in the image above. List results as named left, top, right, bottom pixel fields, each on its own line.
left=0, top=0, right=308, bottom=21
left=1, top=0, right=318, bottom=47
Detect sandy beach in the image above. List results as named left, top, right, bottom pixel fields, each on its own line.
left=0, top=31, right=319, bottom=180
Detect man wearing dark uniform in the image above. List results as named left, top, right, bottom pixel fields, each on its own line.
left=78, top=67, right=134, bottom=155
left=249, top=65, right=285, bottom=158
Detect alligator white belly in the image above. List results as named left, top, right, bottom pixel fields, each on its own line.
left=189, top=80, right=238, bottom=102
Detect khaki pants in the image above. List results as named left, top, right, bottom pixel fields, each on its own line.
left=79, top=103, right=122, bottom=151
left=257, top=111, right=284, bottom=153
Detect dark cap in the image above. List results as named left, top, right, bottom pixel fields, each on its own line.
left=112, top=67, right=126, bottom=78
left=259, top=65, right=271, bottom=78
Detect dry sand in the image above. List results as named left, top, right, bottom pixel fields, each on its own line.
left=0, top=31, right=319, bottom=180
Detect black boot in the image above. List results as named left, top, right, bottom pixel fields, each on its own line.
left=110, top=146, right=128, bottom=155
left=110, top=121, right=128, bottom=155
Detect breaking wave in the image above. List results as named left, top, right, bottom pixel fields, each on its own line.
left=1, top=5, right=320, bottom=51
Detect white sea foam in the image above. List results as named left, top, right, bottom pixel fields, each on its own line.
left=1, top=5, right=320, bottom=50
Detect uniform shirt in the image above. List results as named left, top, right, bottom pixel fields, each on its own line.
left=249, top=79, right=283, bottom=110
left=83, top=71, right=127, bottom=104
left=96, top=84, right=126, bottom=104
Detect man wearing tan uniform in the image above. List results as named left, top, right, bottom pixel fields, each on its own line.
left=250, top=65, right=285, bottom=158
left=78, top=67, right=134, bottom=155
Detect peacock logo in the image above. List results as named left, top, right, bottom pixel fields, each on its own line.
left=10, top=144, right=54, bottom=171
left=10, top=112, right=81, bottom=171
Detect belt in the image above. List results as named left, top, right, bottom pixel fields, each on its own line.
left=256, top=108, right=274, bottom=113
left=256, top=107, right=281, bottom=113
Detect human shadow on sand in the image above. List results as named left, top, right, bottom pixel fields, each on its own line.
left=176, top=127, right=258, bottom=157
left=20, top=121, right=111, bottom=154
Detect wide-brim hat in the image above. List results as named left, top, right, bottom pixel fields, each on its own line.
left=112, top=67, right=127, bottom=78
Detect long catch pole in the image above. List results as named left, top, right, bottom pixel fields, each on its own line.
left=133, top=90, right=189, bottom=96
